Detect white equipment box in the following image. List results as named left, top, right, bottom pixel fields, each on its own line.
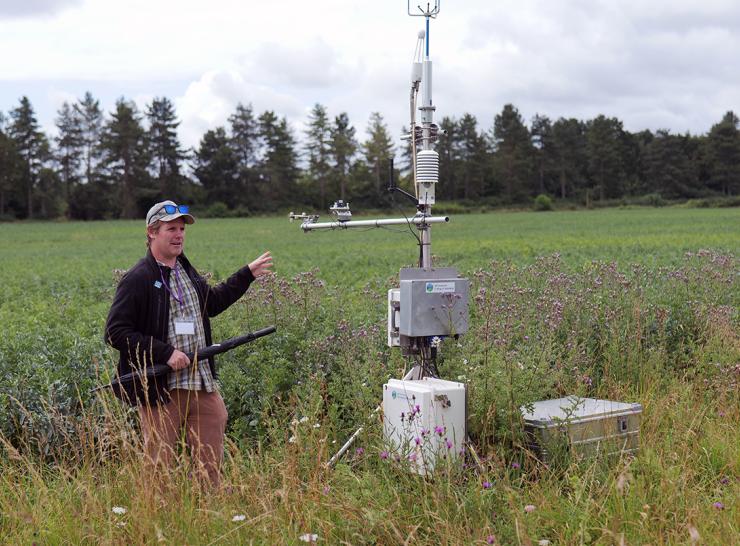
left=521, top=397, right=642, bottom=463
left=383, top=378, right=466, bottom=474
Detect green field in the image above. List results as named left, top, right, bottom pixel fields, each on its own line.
left=0, top=207, right=738, bottom=544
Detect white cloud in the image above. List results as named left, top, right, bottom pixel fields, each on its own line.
left=0, top=0, right=81, bottom=18
left=2, top=0, right=740, bottom=150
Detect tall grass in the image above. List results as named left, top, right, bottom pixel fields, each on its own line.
left=0, top=212, right=738, bottom=543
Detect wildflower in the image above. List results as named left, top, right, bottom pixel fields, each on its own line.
left=720, top=476, right=730, bottom=485
left=524, top=504, right=536, bottom=513
left=421, top=428, right=429, bottom=437
left=322, top=486, right=330, bottom=495
left=713, top=502, right=725, bottom=510
left=289, top=435, right=297, bottom=444
left=355, top=447, right=365, bottom=456
left=380, top=451, right=389, bottom=460
left=430, top=336, right=442, bottom=348
left=408, top=452, right=417, bottom=462
left=111, top=506, right=127, bottom=515
left=434, top=425, right=445, bottom=436
left=482, top=481, right=492, bottom=490
left=313, top=423, right=321, bottom=429
left=232, top=514, right=246, bottom=522
left=445, top=439, right=453, bottom=450
left=511, top=462, right=520, bottom=469
left=487, top=535, right=496, bottom=544
left=299, top=416, right=309, bottom=423
left=415, top=437, right=421, bottom=446
left=538, top=540, right=551, bottom=546
left=299, top=533, right=319, bottom=543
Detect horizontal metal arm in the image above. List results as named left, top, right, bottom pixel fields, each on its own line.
left=302, top=216, right=449, bottom=232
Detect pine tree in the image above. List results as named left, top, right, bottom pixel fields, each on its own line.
left=491, top=104, right=532, bottom=202
left=329, top=112, right=357, bottom=202
left=707, top=111, right=740, bottom=196
left=8, top=96, right=50, bottom=219
left=73, top=92, right=103, bottom=186
left=0, top=113, right=22, bottom=218
left=228, top=103, right=260, bottom=207
left=100, top=98, right=150, bottom=218
left=146, top=96, right=187, bottom=200
left=530, top=114, right=555, bottom=196
left=362, top=112, right=394, bottom=205
left=304, top=104, right=332, bottom=208
left=550, top=118, right=587, bottom=200
left=645, top=130, right=699, bottom=199
left=193, top=127, right=240, bottom=207
left=435, top=116, right=458, bottom=200
left=258, top=111, right=299, bottom=209
left=455, top=113, right=489, bottom=200
left=54, top=101, right=83, bottom=215
left=586, top=115, right=625, bottom=201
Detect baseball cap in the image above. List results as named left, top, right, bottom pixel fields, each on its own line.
left=146, top=200, right=195, bottom=226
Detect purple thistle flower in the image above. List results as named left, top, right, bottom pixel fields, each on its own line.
left=355, top=447, right=364, bottom=456
left=415, top=437, right=421, bottom=446
left=408, top=452, right=417, bottom=462
left=713, top=502, right=725, bottom=510
left=421, top=428, right=429, bottom=437
left=434, top=425, right=445, bottom=436
left=379, top=451, right=389, bottom=460
left=445, top=439, right=453, bottom=450
left=486, top=535, right=496, bottom=544
left=511, top=462, right=521, bottom=470
left=482, top=481, right=492, bottom=490
left=720, top=476, right=730, bottom=485
left=414, top=404, right=421, bottom=413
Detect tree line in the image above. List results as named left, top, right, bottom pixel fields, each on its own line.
left=0, top=93, right=738, bottom=221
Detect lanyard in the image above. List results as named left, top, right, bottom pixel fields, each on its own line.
left=160, top=264, right=185, bottom=312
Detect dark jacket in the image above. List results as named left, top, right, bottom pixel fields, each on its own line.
left=104, top=250, right=255, bottom=406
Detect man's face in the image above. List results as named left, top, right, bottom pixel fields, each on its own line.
left=149, top=218, right=186, bottom=262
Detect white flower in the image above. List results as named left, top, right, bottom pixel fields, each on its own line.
left=116, top=521, right=127, bottom=527
left=299, top=533, right=319, bottom=543
left=112, top=506, right=127, bottom=515
left=299, top=416, right=309, bottom=423
left=313, top=423, right=321, bottom=428
left=232, top=514, right=246, bottom=522
left=289, top=435, right=297, bottom=444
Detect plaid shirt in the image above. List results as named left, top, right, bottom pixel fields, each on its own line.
left=165, top=261, right=217, bottom=392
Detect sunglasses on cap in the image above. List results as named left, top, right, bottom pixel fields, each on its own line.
left=157, top=204, right=189, bottom=215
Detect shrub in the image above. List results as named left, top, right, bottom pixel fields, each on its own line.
left=533, top=194, right=553, bottom=211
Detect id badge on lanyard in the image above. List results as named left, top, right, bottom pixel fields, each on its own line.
left=175, top=319, right=195, bottom=336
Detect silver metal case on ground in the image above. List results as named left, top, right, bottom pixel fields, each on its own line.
left=398, top=267, right=469, bottom=337
left=383, top=377, right=466, bottom=474
left=521, top=397, right=642, bottom=463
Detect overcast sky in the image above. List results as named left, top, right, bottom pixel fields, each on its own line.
left=2, top=0, right=739, bottom=150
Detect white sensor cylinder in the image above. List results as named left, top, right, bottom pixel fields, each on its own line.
left=421, top=59, right=433, bottom=124
left=411, top=62, right=422, bottom=84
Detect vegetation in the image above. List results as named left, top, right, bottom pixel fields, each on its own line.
left=0, top=209, right=738, bottom=544
left=1, top=94, right=740, bottom=221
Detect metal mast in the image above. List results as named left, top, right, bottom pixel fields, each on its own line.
left=408, top=0, right=440, bottom=268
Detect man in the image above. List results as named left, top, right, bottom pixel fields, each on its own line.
left=105, top=200, right=272, bottom=487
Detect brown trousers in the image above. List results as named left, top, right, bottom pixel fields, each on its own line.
left=138, top=389, right=228, bottom=487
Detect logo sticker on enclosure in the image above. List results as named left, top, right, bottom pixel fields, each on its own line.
left=425, top=282, right=455, bottom=294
